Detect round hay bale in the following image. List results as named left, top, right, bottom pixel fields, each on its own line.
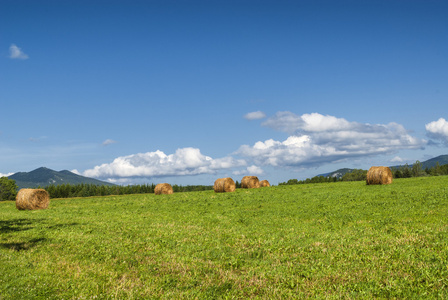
left=366, top=166, right=393, bottom=185
left=213, top=177, right=236, bottom=193
left=154, top=183, right=173, bottom=195
left=241, top=176, right=259, bottom=189
left=16, top=189, right=50, bottom=210
left=259, top=180, right=270, bottom=187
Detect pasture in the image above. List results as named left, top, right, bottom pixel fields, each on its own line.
left=1, top=176, right=447, bottom=299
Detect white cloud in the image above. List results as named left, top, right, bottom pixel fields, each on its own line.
left=233, top=165, right=264, bottom=176
left=390, top=156, right=404, bottom=163
left=426, top=118, right=448, bottom=144
left=263, top=112, right=354, bottom=133
left=83, top=147, right=246, bottom=179
left=9, top=44, right=29, bottom=60
left=102, top=139, right=117, bottom=146
left=0, top=172, right=14, bottom=177
left=244, top=111, right=266, bottom=120
left=237, top=112, right=426, bottom=168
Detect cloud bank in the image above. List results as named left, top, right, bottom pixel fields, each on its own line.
left=237, top=112, right=426, bottom=168
left=83, top=112, right=427, bottom=183
left=83, top=147, right=246, bottom=180
left=9, top=44, right=29, bottom=60
left=426, top=118, right=448, bottom=144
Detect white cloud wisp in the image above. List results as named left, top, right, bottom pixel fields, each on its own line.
left=102, top=139, right=117, bottom=146
left=9, top=44, right=29, bottom=60
left=244, top=111, right=266, bottom=120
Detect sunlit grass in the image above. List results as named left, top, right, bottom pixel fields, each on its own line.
left=1, top=176, right=448, bottom=298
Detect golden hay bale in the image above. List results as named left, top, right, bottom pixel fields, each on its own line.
left=16, top=189, right=50, bottom=210
left=241, top=176, right=259, bottom=189
left=154, top=183, right=173, bottom=195
left=213, top=177, right=236, bottom=193
left=259, top=180, right=270, bottom=187
left=366, top=166, right=393, bottom=185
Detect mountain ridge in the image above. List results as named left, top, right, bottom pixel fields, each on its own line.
left=318, top=154, right=448, bottom=179
left=8, top=167, right=115, bottom=189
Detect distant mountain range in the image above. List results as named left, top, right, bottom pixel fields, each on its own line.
left=318, top=154, right=448, bottom=179
left=8, top=167, right=115, bottom=189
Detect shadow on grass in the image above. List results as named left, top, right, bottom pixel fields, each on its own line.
left=1, top=219, right=80, bottom=234
left=0, top=237, right=47, bottom=251
left=0, top=218, right=39, bottom=234
left=1, top=219, right=80, bottom=251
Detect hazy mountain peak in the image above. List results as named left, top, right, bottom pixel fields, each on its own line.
left=8, top=167, right=114, bottom=189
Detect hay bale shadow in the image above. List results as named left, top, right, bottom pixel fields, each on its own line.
left=0, top=238, right=46, bottom=251
left=0, top=219, right=39, bottom=234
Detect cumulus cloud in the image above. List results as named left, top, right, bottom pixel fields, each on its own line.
left=102, top=139, right=117, bottom=146
left=244, top=111, right=266, bottom=120
left=233, top=165, right=264, bottom=176
left=0, top=172, right=14, bottom=177
left=390, top=156, right=405, bottom=163
left=83, top=147, right=246, bottom=179
left=263, top=112, right=354, bottom=133
left=9, top=44, right=29, bottom=60
left=426, top=118, right=448, bottom=144
left=237, top=112, right=426, bottom=168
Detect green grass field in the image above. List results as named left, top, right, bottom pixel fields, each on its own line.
left=1, top=176, right=448, bottom=299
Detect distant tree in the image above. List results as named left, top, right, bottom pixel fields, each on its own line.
left=287, top=179, right=300, bottom=185
left=433, top=162, right=442, bottom=176
left=440, top=164, right=448, bottom=175
left=341, top=169, right=367, bottom=181
left=412, top=160, right=424, bottom=177
left=0, top=177, right=18, bottom=201
left=394, top=169, right=403, bottom=178
left=279, top=175, right=340, bottom=185
left=401, top=164, right=412, bottom=178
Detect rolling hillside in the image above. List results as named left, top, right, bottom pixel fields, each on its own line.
left=415, top=154, right=448, bottom=169
left=319, top=154, right=448, bottom=178
left=8, top=167, right=114, bottom=189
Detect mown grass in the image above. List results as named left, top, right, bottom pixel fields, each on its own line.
left=1, top=176, right=448, bottom=299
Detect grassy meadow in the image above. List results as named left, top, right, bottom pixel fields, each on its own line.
left=1, top=176, right=448, bottom=299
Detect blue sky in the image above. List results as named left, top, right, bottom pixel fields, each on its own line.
left=1, top=0, right=448, bottom=185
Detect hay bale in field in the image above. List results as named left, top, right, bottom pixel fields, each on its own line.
left=241, top=176, right=259, bottom=189
left=213, top=177, right=236, bottom=193
left=16, top=189, right=50, bottom=210
left=259, top=180, right=270, bottom=187
left=154, top=183, right=173, bottom=195
left=366, top=166, right=393, bottom=185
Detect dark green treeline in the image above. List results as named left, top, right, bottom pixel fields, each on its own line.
left=44, top=183, right=213, bottom=199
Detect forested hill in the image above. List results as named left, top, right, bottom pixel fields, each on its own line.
left=317, top=168, right=355, bottom=179
left=407, top=155, right=448, bottom=169
left=319, top=154, right=448, bottom=179
left=8, top=167, right=115, bottom=189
